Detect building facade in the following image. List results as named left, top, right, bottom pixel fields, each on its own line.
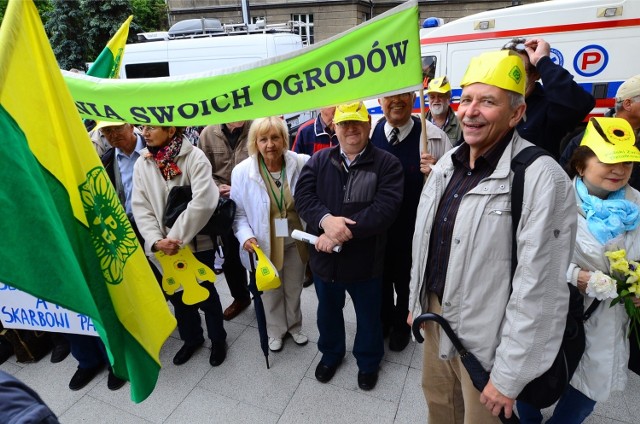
left=166, top=1, right=543, bottom=44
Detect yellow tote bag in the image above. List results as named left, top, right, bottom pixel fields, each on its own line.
left=252, top=244, right=281, bottom=291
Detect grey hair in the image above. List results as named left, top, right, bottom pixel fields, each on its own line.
left=506, top=90, right=525, bottom=110
left=616, top=95, right=640, bottom=112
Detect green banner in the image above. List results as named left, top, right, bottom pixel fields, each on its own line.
left=63, top=0, right=422, bottom=126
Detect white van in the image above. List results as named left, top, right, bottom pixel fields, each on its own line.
left=119, top=20, right=309, bottom=134
left=418, top=0, right=640, bottom=116
left=120, top=32, right=303, bottom=79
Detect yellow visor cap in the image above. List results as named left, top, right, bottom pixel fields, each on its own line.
left=333, top=102, right=369, bottom=124
left=580, top=117, right=640, bottom=164
left=460, top=50, right=526, bottom=96
left=427, top=76, right=451, bottom=94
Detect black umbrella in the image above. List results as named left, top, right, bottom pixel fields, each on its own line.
left=412, top=313, right=519, bottom=424
left=248, top=254, right=270, bottom=369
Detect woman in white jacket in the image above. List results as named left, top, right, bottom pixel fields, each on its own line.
left=231, top=117, right=310, bottom=352
left=517, top=117, right=640, bottom=423
left=132, top=125, right=227, bottom=368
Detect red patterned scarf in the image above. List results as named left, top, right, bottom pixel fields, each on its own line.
left=149, top=135, right=183, bottom=180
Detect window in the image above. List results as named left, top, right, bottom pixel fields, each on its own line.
left=291, top=13, right=314, bottom=45
left=422, top=56, right=437, bottom=80
left=124, top=62, right=170, bottom=78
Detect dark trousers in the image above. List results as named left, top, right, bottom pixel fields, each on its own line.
left=166, top=250, right=227, bottom=346
left=314, top=275, right=383, bottom=373
left=380, top=237, right=411, bottom=336
left=220, top=232, right=250, bottom=302
left=66, top=334, right=107, bottom=369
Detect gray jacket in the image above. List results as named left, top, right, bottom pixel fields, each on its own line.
left=409, top=131, right=577, bottom=398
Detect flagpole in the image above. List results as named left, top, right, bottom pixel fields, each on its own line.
left=419, top=87, right=428, bottom=154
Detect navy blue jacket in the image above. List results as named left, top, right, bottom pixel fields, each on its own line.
left=370, top=116, right=423, bottom=244
left=295, top=143, right=404, bottom=282
left=517, top=56, right=595, bottom=159
left=292, top=116, right=338, bottom=155
left=0, top=371, right=59, bottom=423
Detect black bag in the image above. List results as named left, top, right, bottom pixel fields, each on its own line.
left=163, top=185, right=236, bottom=236
left=510, top=146, right=596, bottom=409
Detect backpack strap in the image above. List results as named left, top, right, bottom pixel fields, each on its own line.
left=511, top=145, right=552, bottom=278
left=510, top=146, right=600, bottom=322
left=582, top=299, right=601, bottom=321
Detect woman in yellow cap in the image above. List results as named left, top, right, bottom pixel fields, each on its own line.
left=517, top=117, right=640, bottom=423
left=231, top=117, right=310, bottom=352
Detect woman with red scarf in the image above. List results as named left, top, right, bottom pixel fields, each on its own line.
left=132, top=125, right=227, bottom=368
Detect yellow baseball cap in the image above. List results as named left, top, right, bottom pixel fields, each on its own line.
left=460, top=50, right=526, bottom=96
left=333, top=102, right=369, bottom=124
left=426, top=76, right=451, bottom=94
left=580, top=117, right=640, bottom=163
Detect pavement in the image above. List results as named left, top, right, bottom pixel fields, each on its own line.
left=2, top=274, right=639, bottom=423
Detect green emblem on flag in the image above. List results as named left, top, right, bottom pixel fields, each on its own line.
left=509, top=66, right=523, bottom=85
left=80, top=167, right=137, bottom=285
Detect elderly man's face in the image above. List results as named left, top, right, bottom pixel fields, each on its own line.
left=458, top=83, right=525, bottom=155
left=102, top=124, right=136, bottom=154
left=380, top=92, right=415, bottom=127
left=427, top=92, right=451, bottom=117
left=319, top=107, right=336, bottom=132
left=335, top=120, right=371, bottom=154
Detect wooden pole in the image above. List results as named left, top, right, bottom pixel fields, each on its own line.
left=419, top=87, right=428, bottom=155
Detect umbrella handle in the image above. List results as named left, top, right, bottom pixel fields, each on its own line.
left=411, top=312, right=467, bottom=354
left=249, top=250, right=257, bottom=272
left=412, top=313, right=521, bottom=424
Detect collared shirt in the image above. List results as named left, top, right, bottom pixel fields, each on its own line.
left=116, top=134, right=145, bottom=216
left=339, top=146, right=366, bottom=167
left=319, top=144, right=367, bottom=229
left=384, top=119, right=414, bottom=145
left=425, top=130, right=514, bottom=300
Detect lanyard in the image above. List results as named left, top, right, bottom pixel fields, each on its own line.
left=260, top=157, right=285, bottom=213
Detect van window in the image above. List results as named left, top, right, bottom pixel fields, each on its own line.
left=125, top=62, right=170, bottom=79
left=422, top=55, right=436, bottom=80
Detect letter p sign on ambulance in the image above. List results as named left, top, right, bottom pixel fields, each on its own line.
left=574, top=44, right=608, bottom=77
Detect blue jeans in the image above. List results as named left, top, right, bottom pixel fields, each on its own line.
left=314, top=276, right=383, bottom=373
left=517, top=385, right=596, bottom=424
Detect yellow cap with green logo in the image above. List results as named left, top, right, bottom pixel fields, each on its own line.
left=460, top=50, right=526, bottom=96
left=580, top=117, right=640, bottom=163
left=333, top=102, right=370, bottom=124
left=426, top=76, right=451, bottom=94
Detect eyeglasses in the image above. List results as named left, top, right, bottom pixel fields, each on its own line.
left=142, top=125, right=160, bottom=132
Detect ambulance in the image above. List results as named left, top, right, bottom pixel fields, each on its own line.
left=418, top=0, right=640, bottom=117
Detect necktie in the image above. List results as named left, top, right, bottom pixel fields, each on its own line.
left=388, top=127, right=400, bottom=146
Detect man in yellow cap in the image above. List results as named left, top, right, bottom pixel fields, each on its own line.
left=295, top=102, right=404, bottom=391
left=426, top=76, right=462, bottom=145
left=408, top=50, right=577, bottom=422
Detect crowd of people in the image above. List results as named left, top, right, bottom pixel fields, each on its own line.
left=2, top=36, right=640, bottom=424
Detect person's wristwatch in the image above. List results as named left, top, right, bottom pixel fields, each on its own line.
left=151, top=239, right=162, bottom=252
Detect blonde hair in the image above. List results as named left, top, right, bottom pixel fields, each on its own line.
left=247, top=116, right=289, bottom=156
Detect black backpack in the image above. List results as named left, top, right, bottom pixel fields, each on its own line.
left=510, top=146, right=599, bottom=409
